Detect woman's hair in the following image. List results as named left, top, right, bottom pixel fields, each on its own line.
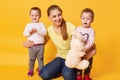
left=30, top=7, right=41, bottom=16
left=81, top=8, right=94, bottom=22
left=47, top=5, right=68, bottom=40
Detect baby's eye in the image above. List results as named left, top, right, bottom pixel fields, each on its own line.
left=36, top=15, right=39, bottom=17
left=87, top=18, right=91, bottom=20
left=52, top=15, right=56, bottom=18
left=82, top=18, right=85, bottom=20
left=58, top=13, right=62, bottom=17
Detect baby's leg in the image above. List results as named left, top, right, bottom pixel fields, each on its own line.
left=83, top=44, right=96, bottom=80
left=83, top=44, right=96, bottom=60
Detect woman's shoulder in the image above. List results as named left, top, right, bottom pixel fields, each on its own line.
left=47, top=25, right=53, bottom=31
left=66, top=22, right=75, bottom=26
left=66, top=22, right=76, bottom=29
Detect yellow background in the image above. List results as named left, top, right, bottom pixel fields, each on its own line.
left=0, top=0, right=120, bottom=80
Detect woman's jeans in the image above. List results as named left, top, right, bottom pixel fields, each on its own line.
left=40, top=57, right=77, bottom=80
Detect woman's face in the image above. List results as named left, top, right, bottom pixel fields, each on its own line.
left=48, top=9, right=63, bottom=26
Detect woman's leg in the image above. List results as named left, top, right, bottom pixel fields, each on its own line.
left=40, top=57, right=65, bottom=80
left=62, top=66, right=77, bottom=80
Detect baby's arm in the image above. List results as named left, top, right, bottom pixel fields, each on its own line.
left=23, top=24, right=37, bottom=36
left=82, top=29, right=96, bottom=60
left=23, top=24, right=31, bottom=37
left=82, top=43, right=96, bottom=60
left=83, top=29, right=95, bottom=52
left=36, top=23, right=47, bottom=36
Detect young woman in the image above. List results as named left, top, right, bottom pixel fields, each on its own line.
left=39, top=5, right=77, bottom=80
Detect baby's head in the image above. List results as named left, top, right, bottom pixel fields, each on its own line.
left=81, top=8, right=94, bottom=22
left=81, top=8, right=94, bottom=28
left=30, top=7, right=41, bottom=23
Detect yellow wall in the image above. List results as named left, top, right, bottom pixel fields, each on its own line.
left=0, top=0, right=120, bottom=80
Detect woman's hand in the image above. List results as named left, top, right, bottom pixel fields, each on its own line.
left=23, top=40, right=34, bottom=48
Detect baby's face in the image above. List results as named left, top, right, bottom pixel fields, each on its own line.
left=30, top=10, right=40, bottom=23
left=81, top=12, right=93, bottom=28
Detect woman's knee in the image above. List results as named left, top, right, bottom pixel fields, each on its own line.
left=62, top=68, right=76, bottom=80
left=40, top=70, right=50, bottom=79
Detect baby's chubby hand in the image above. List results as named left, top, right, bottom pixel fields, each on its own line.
left=30, top=28, right=37, bottom=34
